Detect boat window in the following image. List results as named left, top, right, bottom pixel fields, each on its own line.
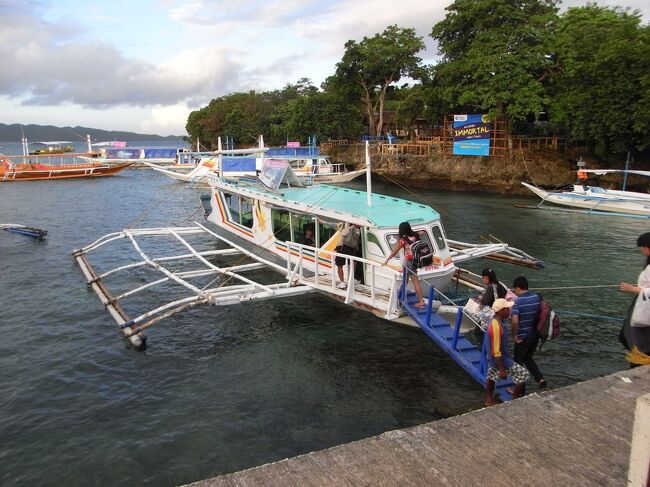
left=225, top=193, right=240, bottom=222
left=291, top=213, right=315, bottom=245
left=271, top=209, right=291, bottom=242
left=366, top=232, right=385, bottom=257
left=240, top=197, right=253, bottom=228
left=385, top=230, right=434, bottom=259
left=431, top=225, right=446, bottom=250
left=225, top=193, right=253, bottom=228
left=319, top=221, right=338, bottom=247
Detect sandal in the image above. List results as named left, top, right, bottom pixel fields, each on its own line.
left=414, top=302, right=426, bottom=309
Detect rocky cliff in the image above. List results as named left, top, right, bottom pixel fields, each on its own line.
left=323, top=144, right=647, bottom=194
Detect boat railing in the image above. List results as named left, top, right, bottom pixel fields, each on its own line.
left=284, top=241, right=402, bottom=319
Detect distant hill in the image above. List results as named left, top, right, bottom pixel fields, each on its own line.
left=0, top=124, right=185, bottom=142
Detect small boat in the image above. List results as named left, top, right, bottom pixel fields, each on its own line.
left=1, top=157, right=133, bottom=181
left=0, top=224, right=47, bottom=238
left=522, top=181, right=650, bottom=217
left=29, top=141, right=74, bottom=155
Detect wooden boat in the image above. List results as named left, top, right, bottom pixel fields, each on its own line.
left=1, top=157, right=133, bottom=181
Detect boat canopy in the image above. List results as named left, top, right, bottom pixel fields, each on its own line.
left=222, top=157, right=257, bottom=172
left=584, top=169, right=650, bottom=178
left=217, top=178, right=440, bottom=228
left=143, top=148, right=179, bottom=159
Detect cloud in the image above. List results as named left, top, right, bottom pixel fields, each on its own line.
left=0, top=2, right=248, bottom=109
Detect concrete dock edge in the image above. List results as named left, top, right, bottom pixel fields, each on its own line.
left=187, top=366, right=650, bottom=487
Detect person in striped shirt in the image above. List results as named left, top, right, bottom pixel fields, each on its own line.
left=485, top=299, right=529, bottom=406
left=511, top=276, right=546, bottom=389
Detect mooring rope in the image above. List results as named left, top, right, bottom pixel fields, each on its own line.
left=531, top=284, right=620, bottom=291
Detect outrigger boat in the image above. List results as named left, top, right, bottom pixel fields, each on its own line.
left=521, top=166, right=650, bottom=218
left=1, top=155, right=132, bottom=181
left=74, top=142, right=543, bottom=401
left=144, top=136, right=365, bottom=186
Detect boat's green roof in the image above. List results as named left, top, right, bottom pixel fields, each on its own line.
left=229, top=180, right=440, bottom=227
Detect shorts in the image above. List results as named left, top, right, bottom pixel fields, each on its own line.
left=335, top=245, right=356, bottom=266
left=486, top=362, right=529, bottom=384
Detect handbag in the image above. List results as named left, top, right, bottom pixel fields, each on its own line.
left=631, top=289, right=650, bottom=327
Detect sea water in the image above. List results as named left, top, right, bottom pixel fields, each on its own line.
left=0, top=145, right=645, bottom=486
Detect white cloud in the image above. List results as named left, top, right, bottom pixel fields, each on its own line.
left=139, top=103, right=191, bottom=135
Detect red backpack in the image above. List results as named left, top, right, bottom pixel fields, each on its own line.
left=537, top=298, right=560, bottom=348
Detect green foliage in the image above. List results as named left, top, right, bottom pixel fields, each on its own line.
left=547, top=5, right=650, bottom=155
left=271, top=93, right=363, bottom=143
left=185, top=80, right=319, bottom=148
left=430, top=0, right=558, bottom=122
left=333, top=25, right=425, bottom=135
left=185, top=14, right=650, bottom=158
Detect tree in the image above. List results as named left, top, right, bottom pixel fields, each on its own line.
left=547, top=5, right=650, bottom=156
left=431, top=0, right=558, bottom=128
left=333, top=25, right=425, bottom=136
left=271, top=92, right=363, bottom=142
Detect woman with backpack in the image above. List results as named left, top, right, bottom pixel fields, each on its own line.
left=382, top=222, right=426, bottom=309
left=619, top=232, right=650, bottom=364
left=480, top=268, right=508, bottom=307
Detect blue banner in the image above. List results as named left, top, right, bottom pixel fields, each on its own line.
left=452, top=114, right=491, bottom=156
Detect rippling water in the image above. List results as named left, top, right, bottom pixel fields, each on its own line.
left=0, top=145, right=646, bottom=486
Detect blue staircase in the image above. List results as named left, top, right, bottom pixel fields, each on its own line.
left=399, top=278, right=515, bottom=401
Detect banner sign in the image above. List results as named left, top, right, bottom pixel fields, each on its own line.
left=452, top=114, right=491, bottom=156
left=259, top=158, right=289, bottom=190
left=286, top=141, right=301, bottom=148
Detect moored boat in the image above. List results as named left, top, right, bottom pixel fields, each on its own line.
left=1, top=156, right=133, bottom=181
left=522, top=181, right=650, bottom=217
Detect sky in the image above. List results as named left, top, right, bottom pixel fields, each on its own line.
left=1, top=0, right=648, bottom=137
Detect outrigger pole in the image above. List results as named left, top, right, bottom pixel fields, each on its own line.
left=365, top=140, right=372, bottom=207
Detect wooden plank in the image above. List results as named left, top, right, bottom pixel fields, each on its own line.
left=188, top=367, right=650, bottom=487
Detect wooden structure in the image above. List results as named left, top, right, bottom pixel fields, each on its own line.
left=441, top=114, right=509, bottom=157
left=188, top=366, right=650, bottom=487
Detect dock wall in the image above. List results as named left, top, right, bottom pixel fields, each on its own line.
left=188, top=366, right=650, bottom=487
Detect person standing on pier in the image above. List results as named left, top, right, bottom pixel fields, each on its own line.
left=619, top=232, right=650, bottom=364
left=511, top=276, right=546, bottom=390
left=485, top=299, right=528, bottom=406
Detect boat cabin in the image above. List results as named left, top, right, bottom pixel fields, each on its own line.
left=203, top=172, right=456, bottom=295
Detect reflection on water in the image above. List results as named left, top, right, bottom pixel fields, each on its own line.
left=0, top=160, right=643, bottom=486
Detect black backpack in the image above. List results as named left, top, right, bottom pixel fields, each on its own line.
left=410, top=240, right=433, bottom=268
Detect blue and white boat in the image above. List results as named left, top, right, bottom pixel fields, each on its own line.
left=522, top=172, right=650, bottom=218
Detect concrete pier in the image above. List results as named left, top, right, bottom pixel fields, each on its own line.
left=188, top=366, right=650, bottom=486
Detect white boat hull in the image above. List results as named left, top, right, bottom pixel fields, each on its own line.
left=522, top=182, right=650, bottom=216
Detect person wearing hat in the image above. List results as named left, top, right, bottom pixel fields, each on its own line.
left=485, top=298, right=529, bottom=406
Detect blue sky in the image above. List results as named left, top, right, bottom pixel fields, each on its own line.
left=1, top=0, right=647, bottom=136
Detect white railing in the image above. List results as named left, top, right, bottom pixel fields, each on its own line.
left=283, top=241, right=402, bottom=319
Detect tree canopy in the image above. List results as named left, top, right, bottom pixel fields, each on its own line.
left=546, top=5, right=650, bottom=155
left=331, top=25, right=425, bottom=136
left=185, top=6, right=650, bottom=158
left=430, top=0, right=558, bottom=122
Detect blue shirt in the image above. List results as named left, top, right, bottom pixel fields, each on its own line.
left=512, top=291, right=541, bottom=339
